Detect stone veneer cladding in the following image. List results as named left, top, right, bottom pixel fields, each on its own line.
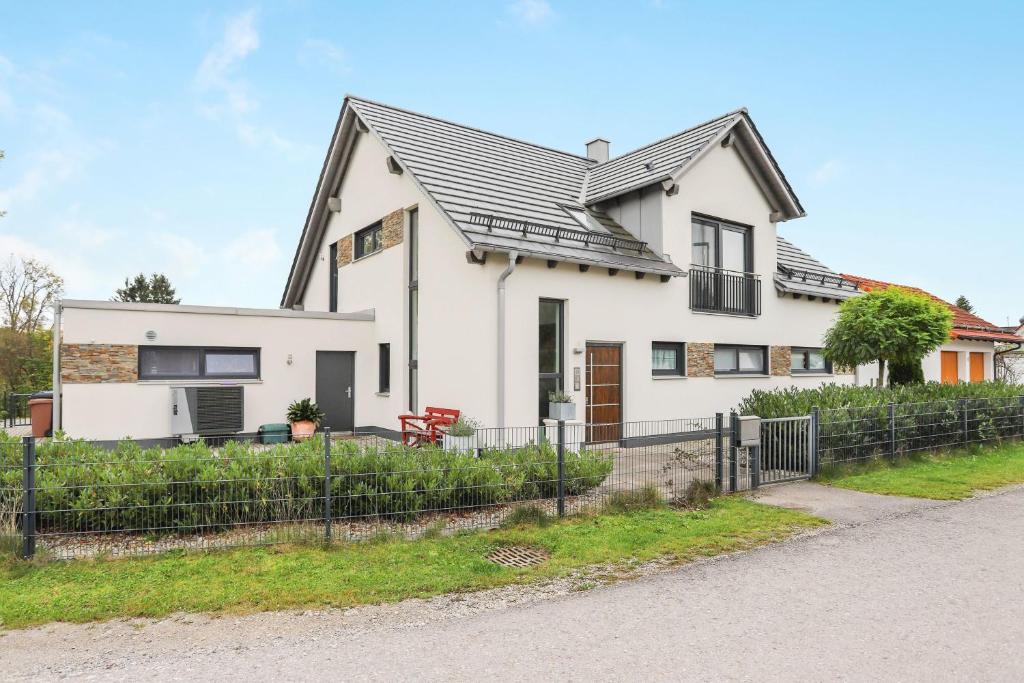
left=770, top=346, right=792, bottom=376
left=61, top=344, right=138, bottom=383
left=687, top=343, right=715, bottom=378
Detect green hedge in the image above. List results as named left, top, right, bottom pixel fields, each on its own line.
left=739, top=382, right=1024, bottom=465
left=0, top=435, right=613, bottom=534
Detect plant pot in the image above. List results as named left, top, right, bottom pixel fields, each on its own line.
left=548, top=401, right=576, bottom=421
left=290, top=420, right=316, bottom=441
left=443, top=433, right=478, bottom=454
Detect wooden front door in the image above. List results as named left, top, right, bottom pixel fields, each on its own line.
left=940, top=351, right=959, bottom=384
left=969, top=352, right=985, bottom=383
left=586, top=343, right=622, bottom=443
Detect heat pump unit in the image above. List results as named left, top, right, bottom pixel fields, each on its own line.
left=171, top=386, right=245, bottom=437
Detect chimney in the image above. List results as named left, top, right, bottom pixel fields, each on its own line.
left=586, top=138, right=610, bottom=163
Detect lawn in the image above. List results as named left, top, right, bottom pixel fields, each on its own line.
left=0, top=498, right=824, bottom=630
left=820, top=443, right=1024, bottom=500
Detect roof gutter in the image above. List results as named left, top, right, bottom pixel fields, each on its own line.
left=496, top=251, right=518, bottom=428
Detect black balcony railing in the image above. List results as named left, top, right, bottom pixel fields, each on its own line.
left=689, top=266, right=761, bottom=316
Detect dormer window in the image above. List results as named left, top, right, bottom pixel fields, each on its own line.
left=563, top=207, right=610, bottom=234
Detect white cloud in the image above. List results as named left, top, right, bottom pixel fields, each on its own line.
left=298, top=39, right=350, bottom=74
left=149, top=232, right=208, bottom=281
left=0, top=148, right=83, bottom=209
left=810, top=159, right=843, bottom=187
left=508, top=0, right=554, bottom=25
left=222, top=228, right=282, bottom=269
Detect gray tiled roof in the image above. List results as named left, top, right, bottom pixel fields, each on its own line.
left=775, top=236, right=859, bottom=299
left=350, top=97, right=683, bottom=276
left=584, top=110, right=744, bottom=204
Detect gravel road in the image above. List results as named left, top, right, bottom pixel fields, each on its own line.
left=4, top=484, right=1023, bottom=682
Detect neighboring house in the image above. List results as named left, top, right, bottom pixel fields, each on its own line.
left=55, top=96, right=861, bottom=440
left=841, top=275, right=1024, bottom=385
left=996, top=317, right=1024, bottom=382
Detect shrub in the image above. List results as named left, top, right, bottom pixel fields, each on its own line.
left=678, top=480, right=718, bottom=509
left=0, top=433, right=612, bottom=536
left=286, top=398, right=324, bottom=425
left=601, top=485, right=663, bottom=514
left=888, top=360, right=925, bottom=386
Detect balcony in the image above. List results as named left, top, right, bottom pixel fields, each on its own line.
left=689, top=266, right=761, bottom=316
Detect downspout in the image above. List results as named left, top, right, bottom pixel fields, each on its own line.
left=497, top=251, right=519, bottom=428
left=51, top=300, right=62, bottom=433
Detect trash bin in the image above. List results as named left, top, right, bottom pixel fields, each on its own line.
left=28, top=390, right=53, bottom=439
left=258, top=423, right=291, bottom=444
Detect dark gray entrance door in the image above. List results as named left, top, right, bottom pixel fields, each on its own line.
left=316, top=351, right=355, bottom=432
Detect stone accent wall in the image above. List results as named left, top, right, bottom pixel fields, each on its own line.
left=61, top=344, right=138, bottom=383
left=336, top=234, right=353, bottom=268
left=834, top=363, right=855, bottom=375
left=770, top=346, right=792, bottom=376
left=687, top=343, right=715, bottom=378
left=381, top=209, right=404, bottom=249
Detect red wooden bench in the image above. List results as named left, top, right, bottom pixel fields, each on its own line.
left=399, top=406, right=461, bottom=447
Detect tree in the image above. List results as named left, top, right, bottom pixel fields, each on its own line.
left=888, top=359, right=925, bottom=386
left=954, top=295, right=974, bottom=313
left=823, top=287, right=953, bottom=387
left=0, top=255, right=65, bottom=333
left=113, top=273, right=181, bottom=304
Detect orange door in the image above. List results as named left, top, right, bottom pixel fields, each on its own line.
left=940, top=351, right=959, bottom=384
left=969, top=352, right=985, bottom=383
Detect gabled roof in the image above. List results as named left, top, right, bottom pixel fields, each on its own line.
left=842, top=274, right=1024, bottom=343
left=774, top=237, right=860, bottom=300
left=282, top=96, right=805, bottom=307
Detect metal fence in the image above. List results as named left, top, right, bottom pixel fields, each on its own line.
left=3, top=395, right=1023, bottom=561
left=1, top=415, right=747, bottom=560
left=2, top=393, right=32, bottom=428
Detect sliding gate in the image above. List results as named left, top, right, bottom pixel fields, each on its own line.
left=758, top=416, right=813, bottom=485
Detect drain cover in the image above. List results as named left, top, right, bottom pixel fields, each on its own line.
left=487, top=546, right=549, bottom=568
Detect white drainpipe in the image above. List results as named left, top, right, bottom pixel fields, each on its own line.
left=51, top=300, right=62, bottom=432
left=496, top=251, right=519, bottom=427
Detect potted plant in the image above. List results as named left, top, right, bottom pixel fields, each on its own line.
left=548, top=390, right=576, bottom=421
left=443, top=415, right=480, bottom=454
left=286, top=398, right=324, bottom=441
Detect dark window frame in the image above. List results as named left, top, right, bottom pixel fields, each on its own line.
left=538, top=298, right=565, bottom=422
left=408, top=208, right=418, bottom=412
left=354, top=221, right=383, bottom=260
left=138, top=346, right=261, bottom=381
left=378, top=343, right=391, bottom=393
left=691, top=213, right=753, bottom=274
left=329, top=242, right=338, bottom=313
left=713, top=344, right=768, bottom=376
left=651, top=341, right=686, bottom=377
left=791, top=346, right=833, bottom=374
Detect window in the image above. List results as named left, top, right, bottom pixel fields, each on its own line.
left=691, top=215, right=751, bottom=273
left=408, top=209, right=418, bottom=411
left=563, top=206, right=610, bottom=234
left=329, top=242, right=338, bottom=313
left=652, top=342, right=685, bottom=377
left=713, top=344, right=767, bottom=375
left=791, top=347, right=831, bottom=374
left=354, top=221, right=383, bottom=259
left=538, top=299, right=564, bottom=421
left=378, top=343, right=391, bottom=393
left=690, top=215, right=759, bottom=316
left=138, top=347, right=260, bottom=380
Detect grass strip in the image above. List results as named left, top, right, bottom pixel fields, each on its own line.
left=820, top=443, right=1024, bottom=500
left=0, top=498, right=823, bottom=630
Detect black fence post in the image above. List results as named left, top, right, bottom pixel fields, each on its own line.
left=22, top=436, right=36, bottom=560
left=556, top=420, right=566, bottom=518
left=728, top=411, right=738, bottom=493
left=810, top=407, right=820, bottom=476
left=750, top=445, right=760, bottom=489
left=323, top=427, right=332, bottom=543
left=1019, top=395, right=1024, bottom=440
left=714, top=412, right=724, bottom=491
left=888, top=402, right=896, bottom=462
left=958, top=399, right=968, bottom=447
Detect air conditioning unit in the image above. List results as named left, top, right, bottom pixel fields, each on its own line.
left=171, top=386, right=245, bottom=438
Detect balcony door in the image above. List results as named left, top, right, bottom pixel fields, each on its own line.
left=691, top=216, right=756, bottom=315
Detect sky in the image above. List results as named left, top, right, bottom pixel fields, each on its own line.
left=1, top=1, right=1022, bottom=324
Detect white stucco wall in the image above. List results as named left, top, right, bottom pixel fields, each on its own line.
left=855, top=338, right=995, bottom=386
left=59, top=303, right=376, bottom=440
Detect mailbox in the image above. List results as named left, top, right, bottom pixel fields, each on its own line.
left=737, top=415, right=761, bottom=447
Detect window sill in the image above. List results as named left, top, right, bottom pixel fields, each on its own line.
left=352, top=247, right=385, bottom=264
left=375, top=391, right=390, bottom=397
left=652, top=375, right=687, bottom=380
left=137, top=379, right=263, bottom=385
left=690, top=309, right=759, bottom=319
left=791, top=372, right=834, bottom=377
left=713, top=373, right=770, bottom=379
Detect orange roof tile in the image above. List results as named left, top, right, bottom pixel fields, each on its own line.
left=841, top=274, right=1024, bottom=344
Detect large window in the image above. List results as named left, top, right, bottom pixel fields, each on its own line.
left=354, top=221, right=383, bottom=259
left=538, top=299, right=564, bottom=421
left=139, top=347, right=260, bottom=380
left=652, top=342, right=685, bottom=377
left=408, top=209, right=418, bottom=411
left=378, top=343, right=391, bottom=393
left=791, top=347, right=831, bottom=374
left=713, top=344, right=767, bottom=375
left=329, top=242, right=338, bottom=312
left=692, top=215, right=751, bottom=273
left=690, top=215, right=760, bottom=316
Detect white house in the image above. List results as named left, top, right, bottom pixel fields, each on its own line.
left=841, top=275, right=1023, bottom=386
left=55, top=96, right=864, bottom=440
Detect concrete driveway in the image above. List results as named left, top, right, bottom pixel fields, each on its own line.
left=4, top=484, right=1023, bottom=682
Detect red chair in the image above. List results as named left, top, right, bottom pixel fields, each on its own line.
left=399, top=406, right=461, bottom=446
